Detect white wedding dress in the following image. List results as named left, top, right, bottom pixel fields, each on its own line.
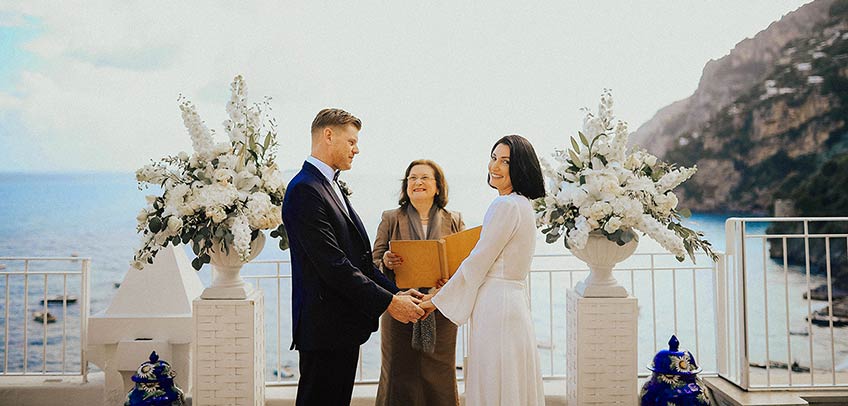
left=432, top=193, right=545, bottom=405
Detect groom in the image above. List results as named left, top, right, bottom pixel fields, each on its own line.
left=282, top=108, right=425, bottom=405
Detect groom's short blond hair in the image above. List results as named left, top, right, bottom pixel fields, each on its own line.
left=311, top=108, right=362, bottom=136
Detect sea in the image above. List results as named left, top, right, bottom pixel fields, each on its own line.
left=0, top=172, right=845, bottom=384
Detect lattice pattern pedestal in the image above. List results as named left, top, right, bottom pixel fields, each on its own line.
left=193, top=290, right=265, bottom=406
left=566, top=289, right=638, bottom=405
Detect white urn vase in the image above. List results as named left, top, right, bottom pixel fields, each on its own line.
left=201, top=232, right=266, bottom=299
left=571, top=230, right=638, bottom=298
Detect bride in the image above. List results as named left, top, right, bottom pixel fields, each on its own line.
left=421, top=134, right=546, bottom=405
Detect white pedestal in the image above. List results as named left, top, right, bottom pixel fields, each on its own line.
left=193, top=289, right=265, bottom=406
left=566, top=289, right=638, bottom=406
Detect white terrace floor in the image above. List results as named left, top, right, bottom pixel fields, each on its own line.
left=3, top=373, right=848, bottom=406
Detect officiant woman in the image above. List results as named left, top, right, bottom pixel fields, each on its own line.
left=372, top=159, right=465, bottom=406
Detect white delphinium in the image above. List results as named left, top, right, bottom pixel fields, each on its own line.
left=639, top=214, right=687, bottom=259
left=179, top=100, right=215, bottom=161
left=230, top=214, right=252, bottom=261
left=657, top=167, right=698, bottom=193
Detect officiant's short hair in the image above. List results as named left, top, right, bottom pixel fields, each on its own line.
left=311, top=108, right=362, bottom=135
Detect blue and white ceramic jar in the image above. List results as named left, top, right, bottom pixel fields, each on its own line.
left=125, top=351, right=185, bottom=406
left=640, top=335, right=711, bottom=406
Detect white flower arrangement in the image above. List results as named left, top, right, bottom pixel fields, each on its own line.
left=535, top=90, right=716, bottom=263
left=132, top=75, right=288, bottom=270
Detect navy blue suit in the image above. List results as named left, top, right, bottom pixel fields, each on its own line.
left=282, top=161, right=399, bottom=404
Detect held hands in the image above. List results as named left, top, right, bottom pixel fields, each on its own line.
left=420, top=300, right=436, bottom=319
left=398, top=288, right=424, bottom=300
left=387, top=294, right=424, bottom=324
left=382, top=250, right=403, bottom=270
left=418, top=280, right=445, bottom=319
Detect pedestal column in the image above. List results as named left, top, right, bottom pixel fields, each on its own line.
left=193, top=289, right=265, bottom=406
left=566, top=289, right=638, bottom=405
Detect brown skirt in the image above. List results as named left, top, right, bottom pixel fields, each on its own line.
left=375, top=310, right=460, bottom=406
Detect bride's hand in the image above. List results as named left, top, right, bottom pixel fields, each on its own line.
left=420, top=300, right=436, bottom=318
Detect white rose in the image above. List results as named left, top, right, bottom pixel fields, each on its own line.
left=214, top=168, right=234, bottom=184
left=178, top=151, right=189, bottom=161
left=136, top=209, right=149, bottom=223
left=206, top=206, right=228, bottom=223
left=603, top=216, right=623, bottom=233
left=645, top=154, right=658, bottom=167
left=167, top=216, right=183, bottom=234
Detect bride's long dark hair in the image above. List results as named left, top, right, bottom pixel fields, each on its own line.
left=488, top=135, right=545, bottom=199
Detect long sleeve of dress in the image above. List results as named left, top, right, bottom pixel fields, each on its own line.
left=432, top=196, right=519, bottom=325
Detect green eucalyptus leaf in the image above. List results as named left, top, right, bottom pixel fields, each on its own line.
left=149, top=217, right=162, bottom=233
left=191, top=257, right=202, bottom=271
left=570, top=137, right=581, bottom=153
left=578, top=131, right=589, bottom=146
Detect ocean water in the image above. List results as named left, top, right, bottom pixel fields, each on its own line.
left=0, top=172, right=844, bottom=384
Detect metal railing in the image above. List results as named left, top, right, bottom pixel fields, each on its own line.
left=720, top=217, right=848, bottom=390
left=0, top=257, right=90, bottom=381
left=243, top=249, right=720, bottom=386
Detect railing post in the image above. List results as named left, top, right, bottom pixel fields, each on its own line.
left=714, top=252, right=728, bottom=378
left=738, top=220, right=750, bottom=390
left=80, top=259, right=90, bottom=383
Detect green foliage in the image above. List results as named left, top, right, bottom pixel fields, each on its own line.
left=830, top=0, right=848, bottom=17
left=791, top=152, right=848, bottom=216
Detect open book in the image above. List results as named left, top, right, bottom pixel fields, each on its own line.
left=389, top=226, right=482, bottom=288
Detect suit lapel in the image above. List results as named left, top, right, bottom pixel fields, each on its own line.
left=302, top=162, right=370, bottom=247
left=340, top=191, right=371, bottom=245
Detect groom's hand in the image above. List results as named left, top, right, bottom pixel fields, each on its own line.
left=398, top=288, right=424, bottom=299
left=387, top=295, right=424, bottom=324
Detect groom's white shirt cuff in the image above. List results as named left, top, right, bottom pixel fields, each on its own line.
left=305, top=155, right=349, bottom=215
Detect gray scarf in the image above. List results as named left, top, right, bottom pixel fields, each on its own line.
left=406, top=204, right=440, bottom=353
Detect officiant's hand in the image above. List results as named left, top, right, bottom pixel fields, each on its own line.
left=387, top=295, right=424, bottom=324
left=382, top=251, right=403, bottom=270
left=398, top=288, right=424, bottom=299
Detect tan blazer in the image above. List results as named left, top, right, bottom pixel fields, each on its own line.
left=372, top=206, right=464, bottom=406
left=372, top=207, right=465, bottom=275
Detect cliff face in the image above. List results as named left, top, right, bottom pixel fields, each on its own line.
left=631, top=0, right=835, bottom=157
left=633, top=0, right=848, bottom=214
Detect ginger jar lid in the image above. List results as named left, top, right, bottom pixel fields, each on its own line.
left=647, top=335, right=702, bottom=375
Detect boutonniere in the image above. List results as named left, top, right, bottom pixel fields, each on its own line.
left=337, top=179, right=353, bottom=197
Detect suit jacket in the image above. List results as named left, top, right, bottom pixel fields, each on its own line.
left=282, top=161, right=399, bottom=351
left=372, top=207, right=465, bottom=277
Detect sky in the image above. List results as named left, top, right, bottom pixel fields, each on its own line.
left=0, top=0, right=814, bottom=176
